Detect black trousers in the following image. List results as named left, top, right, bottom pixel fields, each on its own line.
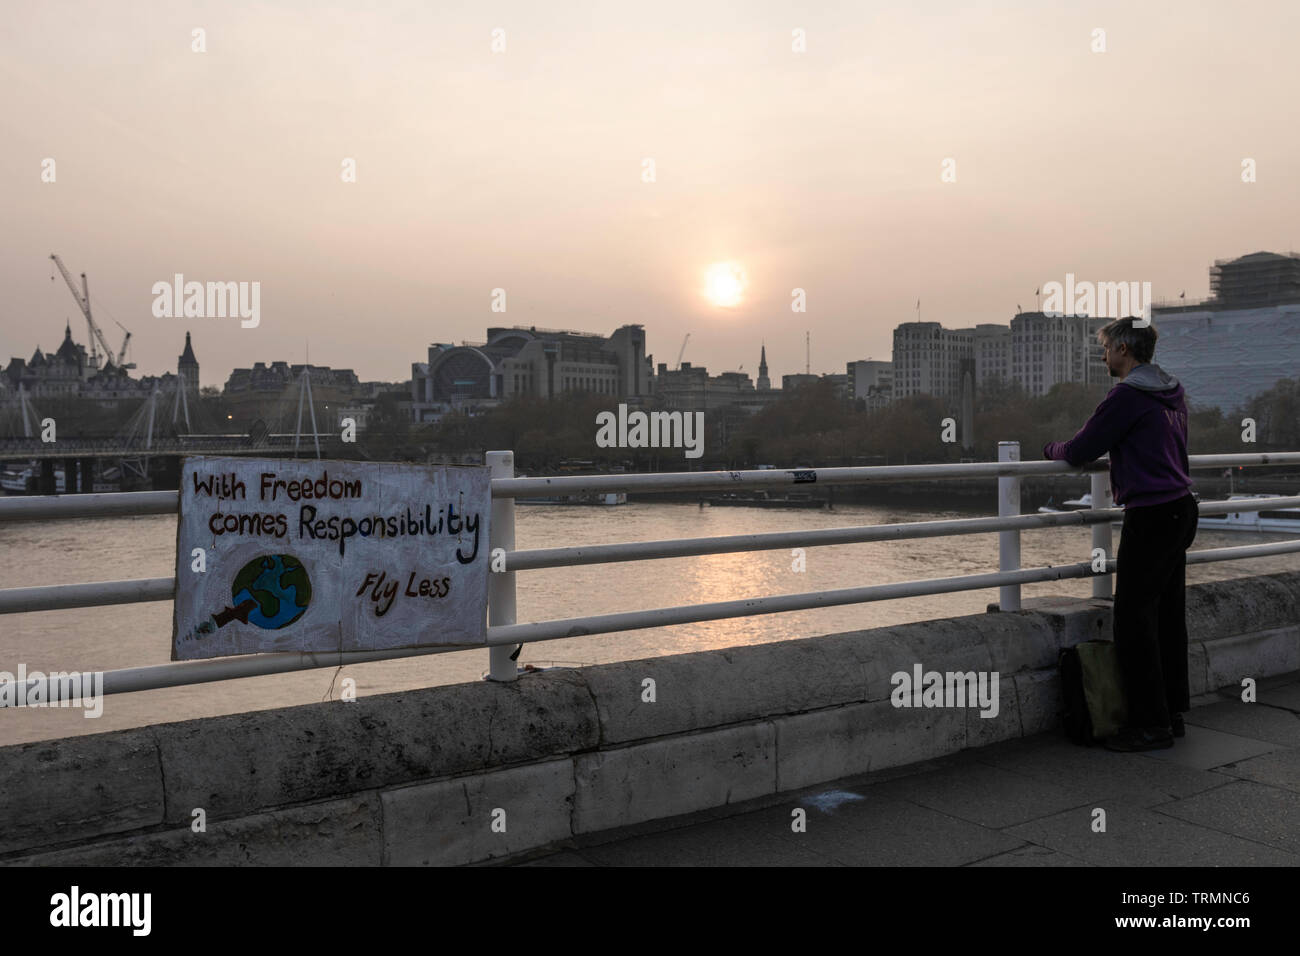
left=1113, top=491, right=1199, bottom=729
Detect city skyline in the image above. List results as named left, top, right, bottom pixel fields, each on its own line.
left=5, top=2, right=1299, bottom=388
left=5, top=245, right=1294, bottom=404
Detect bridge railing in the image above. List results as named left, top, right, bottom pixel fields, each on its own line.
left=2, top=445, right=1300, bottom=700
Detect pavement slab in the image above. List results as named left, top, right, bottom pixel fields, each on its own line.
left=1142, top=725, right=1279, bottom=771
left=576, top=811, right=842, bottom=867
left=1153, top=779, right=1300, bottom=856
left=1004, top=802, right=1300, bottom=866
left=967, top=845, right=1094, bottom=867
left=1259, top=688, right=1300, bottom=712
left=1214, top=748, right=1300, bottom=793
left=576, top=792, right=1025, bottom=866
left=508, top=670, right=1300, bottom=867
left=973, top=735, right=1231, bottom=808
left=1256, top=676, right=1300, bottom=712
left=1182, top=699, right=1300, bottom=747
left=862, top=761, right=1093, bottom=829
left=514, top=850, right=595, bottom=867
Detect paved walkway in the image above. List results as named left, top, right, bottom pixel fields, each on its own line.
left=512, top=672, right=1300, bottom=866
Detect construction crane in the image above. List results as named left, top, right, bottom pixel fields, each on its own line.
left=676, top=332, right=691, bottom=370
left=113, top=320, right=135, bottom=369
left=50, top=253, right=121, bottom=371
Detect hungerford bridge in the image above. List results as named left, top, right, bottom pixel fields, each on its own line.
left=0, top=432, right=341, bottom=460
left=0, top=373, right=339, bottom=491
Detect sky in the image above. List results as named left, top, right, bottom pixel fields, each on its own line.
left=3, top=0, right=1299, bottom=389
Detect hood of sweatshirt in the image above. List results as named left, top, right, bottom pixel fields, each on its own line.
left=1120, top=362, right=1183, bottom=408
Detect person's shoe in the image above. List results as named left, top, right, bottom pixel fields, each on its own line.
left=1171, top=714, right=1185, bottom=738
left=1104, top=726, right=1174, bottom=752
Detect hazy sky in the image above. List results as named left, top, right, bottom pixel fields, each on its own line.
left=4, top=0, right=1298, bottom=389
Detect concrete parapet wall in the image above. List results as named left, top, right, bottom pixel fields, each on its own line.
left=3, top=570, right=1297, bottom=866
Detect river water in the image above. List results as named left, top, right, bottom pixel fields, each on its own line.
left=2, top=500, right=1297, bottom=745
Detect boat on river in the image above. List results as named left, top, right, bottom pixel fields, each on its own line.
left=702, top=490, right=828, bottom=509
left=0, top=465, right=65, bottom=495
left=516, top=492, right=627, bottom=505
left=513, top=476, right=627, bottom=506
left=1037, top=490, right=1205, bottom=525
left=1198, top=493, right=1300, bottom=533
left=1037, top=492, right=1095, bottom=513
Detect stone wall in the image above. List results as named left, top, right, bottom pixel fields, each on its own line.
left=3, top=571, right=1296, bottom=866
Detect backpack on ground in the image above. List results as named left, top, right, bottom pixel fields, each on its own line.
left=1059, top=640, right=1129, bottom=745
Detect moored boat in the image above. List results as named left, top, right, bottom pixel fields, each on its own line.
left=0, top=464, right=66, bottom=494
left=1037, top=492, right=1095, bottom=514
left=514, top=477, right=627, bottom=506
left=702, top=490, right=827, bottom=509
left=517, top=492, right=627, bottom=506
left=1198, top=494, right=1300, bottom=532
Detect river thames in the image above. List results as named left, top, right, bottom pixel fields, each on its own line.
left=3, top=499, right=1297, bottom=745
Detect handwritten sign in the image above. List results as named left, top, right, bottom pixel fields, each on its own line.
left=172, top=456, right=490, bottom=661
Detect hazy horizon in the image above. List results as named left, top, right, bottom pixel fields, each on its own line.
left=4, top=0, right=1299, bottom=389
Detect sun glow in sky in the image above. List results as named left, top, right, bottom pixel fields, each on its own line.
left=3, top=2, right=1300, bottom=385
left=704, top=262, right=747, bottom=308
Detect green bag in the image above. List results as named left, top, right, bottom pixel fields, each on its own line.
left=1059, top=640, right=1129, bottom=744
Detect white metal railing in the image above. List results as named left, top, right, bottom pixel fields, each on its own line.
left=3, top=446, right=1300, bottom=700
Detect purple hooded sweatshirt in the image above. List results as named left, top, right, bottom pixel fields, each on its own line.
left=1042, top=362, right=1193, bottom=509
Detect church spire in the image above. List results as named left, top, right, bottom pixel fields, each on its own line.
left=757, top=342, right=770, bottom=391
left=178, top=331, right=199, bottom=391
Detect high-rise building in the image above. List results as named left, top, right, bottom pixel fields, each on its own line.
left=1009, top=312, right=1107, bottom=397
left=971, top=324, right=1011, bottom=386
left=891, top=314, right=1104, bottom=401
left=891, top=322, right=972, bottom=401
left=1151, top=251, right=1300, bottom=411
left=1079, top=316, right=1110, bottom=387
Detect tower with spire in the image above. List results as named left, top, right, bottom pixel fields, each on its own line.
left=51, top=322, right=90, bottom=382
left=178, top=332, right=200, bottom=392
left=757, top=342, right=770, bottom=391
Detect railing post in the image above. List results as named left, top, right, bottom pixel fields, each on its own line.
left=998, top=441, right=1021, bottom=611
left=485, top=450, right=518, bottom=682
left=1091, top=469, right=1114, bottom=599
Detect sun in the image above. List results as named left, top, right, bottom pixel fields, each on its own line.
left=704, top=261, right=747, bottom=308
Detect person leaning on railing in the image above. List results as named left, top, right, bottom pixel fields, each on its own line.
left=1041, top=317, right=1198, bottom=753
